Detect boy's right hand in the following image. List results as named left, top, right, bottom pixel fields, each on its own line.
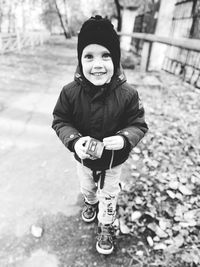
left=74, top=136, right=93, bottom=159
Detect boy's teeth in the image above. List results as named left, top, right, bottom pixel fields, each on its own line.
left=93, top=73, right=104, bottom=76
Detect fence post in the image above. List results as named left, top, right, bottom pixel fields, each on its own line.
left=140, top=41, right=151, bottom=72
left=0, top=35, right=2, bottom=54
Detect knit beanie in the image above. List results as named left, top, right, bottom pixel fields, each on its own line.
left=77, top=15, right=121, bottom=74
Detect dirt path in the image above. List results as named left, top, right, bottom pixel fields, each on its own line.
left=0, top=36, right=81, bottom=267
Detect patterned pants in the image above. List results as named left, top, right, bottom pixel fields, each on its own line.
left=76, top=162, right=123, bottom=225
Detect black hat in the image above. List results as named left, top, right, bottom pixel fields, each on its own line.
left=77, top=15, right=120, bottom=73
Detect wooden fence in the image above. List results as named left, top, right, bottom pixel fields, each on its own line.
left=0, top=32, right=49, bottom=54
left=119, top=32, right=200, bottom=88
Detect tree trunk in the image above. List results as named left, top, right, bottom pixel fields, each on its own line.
left=62, top=0, right=72, bottom=37
left=114, top=0, right=122, bottom=32
left=53, top=0, right=71, bottom=38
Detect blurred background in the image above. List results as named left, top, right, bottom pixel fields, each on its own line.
left=1, top=0, right=200, bottom=86
left=0, top=1, right=200, bottom=267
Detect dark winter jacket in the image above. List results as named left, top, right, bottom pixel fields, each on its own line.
left=52, top=67, right=148, bottom=171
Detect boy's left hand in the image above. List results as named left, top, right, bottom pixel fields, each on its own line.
left=103, top=135, right=124, bottom=150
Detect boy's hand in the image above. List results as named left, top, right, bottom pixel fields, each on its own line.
left=103, top=135, right=124, bottom=150
left=74, top=136, right=96, bottom=160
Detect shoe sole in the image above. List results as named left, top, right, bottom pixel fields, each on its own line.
left=81, top=211, right=97, bottom=223
left=96, top=242, right=114, bottom=255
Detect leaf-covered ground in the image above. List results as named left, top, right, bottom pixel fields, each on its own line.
left=117, top=71, right=200, bottom=266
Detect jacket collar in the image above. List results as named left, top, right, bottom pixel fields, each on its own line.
left=74, top=65, right=126, bottom=93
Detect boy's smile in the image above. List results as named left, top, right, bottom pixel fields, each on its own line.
left=81, top=44, right=114, bottom=86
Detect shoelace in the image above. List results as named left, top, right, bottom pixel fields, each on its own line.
left=85, top=202, right=96, bottom=212
left=98, top=224, right=114, bottom=241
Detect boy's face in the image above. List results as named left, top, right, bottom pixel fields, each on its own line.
left=81, top=44, right=114, bottom=86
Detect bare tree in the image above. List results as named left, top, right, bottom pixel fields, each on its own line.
left=40, top=0, right=71, bottom=38
left=53, top=0, right=71, bottom=38
left=114, top=0, right=122, bottom=31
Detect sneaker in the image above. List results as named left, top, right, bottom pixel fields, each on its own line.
left=96, top=223, right=114, bottom=254
left=81, top=202, right=98, bottom=223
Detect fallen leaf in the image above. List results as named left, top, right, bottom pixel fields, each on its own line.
left=173, top=234, right=185, bottom=248
left=147, top=222, right=168, bottom=238
left=30, top=225, right=43, bottom=238
left=119, top=219, right=131, bottom=234
left=168, top=180, right=179, bottom=190
left=136, top=250, right=144, bottom=257
left=179, top=221, right=196, bottom=227
left=147, top=236, right=154, bottom=247
left=175, top=192, right=183, bottom=201
left=153, top=243, right=167, bottom=250
left=181, top=250, right=200, bottom=265
left=130, top=164, right=137, bottom=170
left=178, top=184, right=193, bottom=195
left=153, top=236, right=160, bottom=242
left=159, top=218, right=171, bottom=231
left=183, top=209, right=200, bottom=221
left=133, top=147, right=141, bottom=154
left=131, top=211, right=142, bottom=221
left=131, top=172, right=140, bottom=178
left=135, top=196, right=143, bottom=205
left=131, top=154, right=140, bottom=161
left=166, top=190, right=176, bottom=199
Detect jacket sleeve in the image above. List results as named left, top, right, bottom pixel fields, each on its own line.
left=52, top=86, right=82, bottom=152
left=117, top=90, right=148, bottom=150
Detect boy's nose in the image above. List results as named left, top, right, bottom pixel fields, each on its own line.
left=93, top=58, right=103, bottom=68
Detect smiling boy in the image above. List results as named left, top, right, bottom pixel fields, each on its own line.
left=52, top=15, right=148, bottom=254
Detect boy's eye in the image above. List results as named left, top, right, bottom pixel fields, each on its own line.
left=103, top=53, right=111, bottom=59
left=84, top=54, right=93, bottom=59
